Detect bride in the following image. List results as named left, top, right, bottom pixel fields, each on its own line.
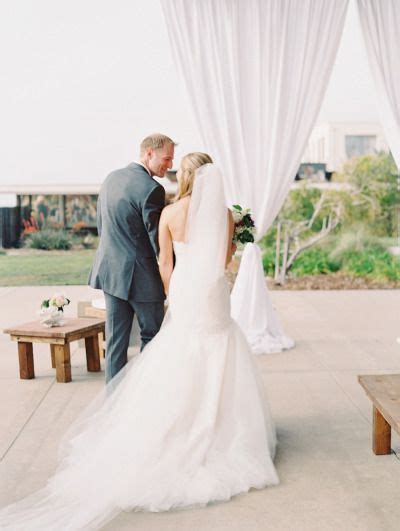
left=0, top=154, right=279, bottom=530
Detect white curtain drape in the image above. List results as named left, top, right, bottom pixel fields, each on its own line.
left=161, top=0, right=349, bottom=354
left=357, top=0, right=400, bottom=170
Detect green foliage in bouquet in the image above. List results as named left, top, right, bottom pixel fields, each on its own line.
left=231, top=205, right=256, bottom=244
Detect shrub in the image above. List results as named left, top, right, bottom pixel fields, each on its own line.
left=261, top=226, right=277, bottom=248
left=329, top=226, right=385, bottom=260
left=290, top=247, right=340, bottom=276
left=279, top=184, right=322, bottom=224
left=261, top=226, right=400, bottom=281
left=263, top=246, right=339, bottom=276
left=328, top=228, right=400, bottom=281
left=339, top=248, right=400, bottom=281
left=262, top=248, right=276, bottom=276
left=26, top=229, right=72, bottom=250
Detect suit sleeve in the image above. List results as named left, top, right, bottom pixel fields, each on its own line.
left=142, top=184, right=166, bottom=257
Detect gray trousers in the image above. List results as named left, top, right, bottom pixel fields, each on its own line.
left=104, top=292, right=164, bottom=383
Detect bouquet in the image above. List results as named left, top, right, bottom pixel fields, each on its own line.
left=40, top=293, right=70, bottom=327
left=231, top=205, right=256, bottom=244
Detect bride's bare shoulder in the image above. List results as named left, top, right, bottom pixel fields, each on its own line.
left=174, top=196, right=191, bottom=207
left=164, top=197, right=190, bottom=215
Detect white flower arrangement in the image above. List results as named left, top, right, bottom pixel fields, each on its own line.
left=40, top=292, right=70, bottom=327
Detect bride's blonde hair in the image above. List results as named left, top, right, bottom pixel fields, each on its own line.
left=175, top=152, right=213, bottom=201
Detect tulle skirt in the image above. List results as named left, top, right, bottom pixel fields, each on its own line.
left=0, top=312, right=278, bottom=530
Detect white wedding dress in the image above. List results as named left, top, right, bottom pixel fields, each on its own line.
left=0, top=164, right=278, bottom=530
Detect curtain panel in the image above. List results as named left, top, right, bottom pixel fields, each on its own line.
left=161, top=0, right=349, bottom=353
left=357, top=0, right=400, bottom=170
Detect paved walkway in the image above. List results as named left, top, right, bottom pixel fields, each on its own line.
left=0, top=286, right=399, bottom=530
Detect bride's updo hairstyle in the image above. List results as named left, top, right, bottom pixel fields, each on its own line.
left=175, top=152, right=213, bottom=201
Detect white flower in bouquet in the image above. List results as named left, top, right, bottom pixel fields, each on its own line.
left=232, top=210, right=243, bottom=223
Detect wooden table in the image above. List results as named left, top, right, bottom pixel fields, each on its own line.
left=83, top=306, right=106, bottom=357
left=358, top=374, right=400, bottom=455
left=4, top=318, right=105, bottom=383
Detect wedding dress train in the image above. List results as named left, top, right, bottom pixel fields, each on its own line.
left=0, top=164, right=278, bottom=530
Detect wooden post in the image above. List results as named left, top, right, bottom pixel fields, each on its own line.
left=372, top=405, right=391, bottom=455
left=50, top=344, right=56, bottom=369
left=54, top=344, right=72, bottom=383
left=18, top=342, right=35, bottom=379
left=85, top=334, right=101, bottom=372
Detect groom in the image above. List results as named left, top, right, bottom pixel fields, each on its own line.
left=89, top=133, right=176, bottom=382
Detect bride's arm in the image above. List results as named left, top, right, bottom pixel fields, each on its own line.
left=158, top=209, right=174, bottom=296
left=226, top=210, right=236, bottom=267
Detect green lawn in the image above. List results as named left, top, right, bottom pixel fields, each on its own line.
left=0, top=250, right=96, bottom=286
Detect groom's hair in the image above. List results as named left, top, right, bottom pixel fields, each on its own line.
left=140, top=133, right=177, bottom=154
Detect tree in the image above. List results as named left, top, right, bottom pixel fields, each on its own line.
left=335, top=152, right=399, bottom=237
left=273, top=183, right=343, bottom=284
left=261, top=152, right=399, bottom=283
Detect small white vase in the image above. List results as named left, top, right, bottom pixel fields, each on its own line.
left=39, top=308, right=65, bottom=328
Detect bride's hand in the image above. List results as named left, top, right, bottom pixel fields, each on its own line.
left=159, top=209, right=174, bottom=295
left=226, top=211, right=236, bottom=266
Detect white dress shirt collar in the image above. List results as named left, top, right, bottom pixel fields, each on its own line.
left=134, top=160, right=152, bottom=176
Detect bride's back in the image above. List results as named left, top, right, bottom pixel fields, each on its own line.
left=164, top=196, right=190, bottom=242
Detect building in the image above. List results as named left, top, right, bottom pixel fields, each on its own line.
left=302, top=122, right=390, bottom=173
left=0, top=172, right=178, bottom=247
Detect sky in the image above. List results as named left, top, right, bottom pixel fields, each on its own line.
left=0, top=0, right=380, bottom=186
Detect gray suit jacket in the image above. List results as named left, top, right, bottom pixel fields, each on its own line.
left=88, top=162, right=166, bottom=302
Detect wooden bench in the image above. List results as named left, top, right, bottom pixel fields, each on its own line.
left=358, top=374, right=400, bottom=455
left=4, top=317, right=105, bottom=383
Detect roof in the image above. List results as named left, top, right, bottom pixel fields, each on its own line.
left=0, top=183, right=101, bottom=195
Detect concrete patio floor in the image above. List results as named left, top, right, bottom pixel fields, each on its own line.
left=0, top=286, right=399, bottom=530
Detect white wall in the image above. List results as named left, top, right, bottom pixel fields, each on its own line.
left=302, top=122, right=389, bottom=172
